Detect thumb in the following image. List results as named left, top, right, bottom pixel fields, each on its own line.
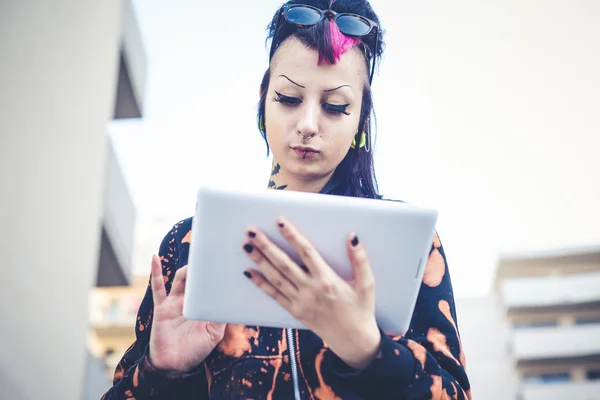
left=347, top=233, right=374, bottom=292
left=207, top=322, right=227, bottom=342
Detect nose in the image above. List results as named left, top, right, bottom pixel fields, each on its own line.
left=296, top=102, right=319, bottom=138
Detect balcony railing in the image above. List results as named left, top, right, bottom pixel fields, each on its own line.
left=512, top=324, right=600, bottom=363
left=520, top=380, right=600, bottom=400
left=113, top=0, right=147, bottom=118
left=501, top=270, right=600, bottom=310
left=98, top=139, right=136, bottom=286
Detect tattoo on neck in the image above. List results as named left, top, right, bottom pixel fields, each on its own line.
left=268, top=180, right=288, bottom=190
left=271, top=163, right=281, bottom=176
left=268, top=163, right=287, bottom=190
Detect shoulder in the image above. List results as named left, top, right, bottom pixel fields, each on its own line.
left=377, top=196, right=407, bottom=204
left=170, top=217, right=194, bottom=243
left=157, top=217, right=194, bottom=268
left=157, top=217, right=193, bottom=243
left=378, top=196, right=442, bottom=245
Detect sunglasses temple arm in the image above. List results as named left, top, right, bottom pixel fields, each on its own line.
left=369, top=32, right=378, bottom=85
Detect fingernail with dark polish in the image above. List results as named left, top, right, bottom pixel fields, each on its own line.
left=278, top=221, right=285, bottom=228
left=244, top=271, right=252, bottom=279
left=248, top=231, right=256, bottom=238
left=244, top=244, right=254, bottom=253
left=351, top=235, right=359, bottom=247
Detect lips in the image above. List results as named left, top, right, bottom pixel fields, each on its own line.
left=291, top=146, right=319, bottom=160
left=292, top=145, right=319, bottom=153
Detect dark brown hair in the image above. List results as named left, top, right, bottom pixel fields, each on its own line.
left=258, top=0, right=385, bottom=199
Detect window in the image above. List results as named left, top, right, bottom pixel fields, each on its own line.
left=587, top=370, right=600, bottom=380
left=575, top=317, right=600, bottom=326
left=108, top=298, right=120, bottom=321
left=522, top=373, right=571, bottom=384
left=513, top=320, right=558, bottom=329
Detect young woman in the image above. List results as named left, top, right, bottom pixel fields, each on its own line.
left=102, top=1, right=471, bottom=399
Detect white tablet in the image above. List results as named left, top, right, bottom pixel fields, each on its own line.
left=183, top=186, right=437, bottom=336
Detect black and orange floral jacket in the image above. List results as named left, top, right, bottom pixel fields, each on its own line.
left=101, top=214, right=471, bottom=399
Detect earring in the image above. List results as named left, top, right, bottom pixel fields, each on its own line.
left=258, top=117, right=265, bottom=131
left=351, top=132, right=368, bottom=151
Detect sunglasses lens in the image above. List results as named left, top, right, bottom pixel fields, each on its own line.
left=336, top=15, right=371, bottom=36
left=286, top=7, right=321, bottom=25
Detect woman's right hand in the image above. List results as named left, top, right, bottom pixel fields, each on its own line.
left=148, top=255, right=226, bottom=373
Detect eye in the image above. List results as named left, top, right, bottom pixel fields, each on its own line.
left=274, top=91, right=302, bottom=106
left=323, top=103, right=350, bottom=115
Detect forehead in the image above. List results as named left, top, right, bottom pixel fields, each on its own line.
left=270, top=37, right=367, bottom=88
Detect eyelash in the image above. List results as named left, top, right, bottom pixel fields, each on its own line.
left=273, top=91, right=350, bottom=116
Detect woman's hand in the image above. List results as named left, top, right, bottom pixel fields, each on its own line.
left=148, top=255, right=226, bottom=373
left=242, top=217, right=381, bottom=370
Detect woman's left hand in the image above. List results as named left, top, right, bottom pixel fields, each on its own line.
left=243, top=217, right=382, bottom=370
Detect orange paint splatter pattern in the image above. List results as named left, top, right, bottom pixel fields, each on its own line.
left=450, top=382, right=459, bottom=400
left=439, top=300, right=467, bottom=368
left=266, top=331, right=287, bottom=400
left=433, top=232, right=442, bottom=249
left=132, top=365, right=139, bottom=387
left=427, top=328, right=461, bottom=366
left=100, top=217, right=471, bottom=399
left=217, top=325, right=259, bottom=358
left=407, top=340, right=427, bottom=370
left=181, top=230, right=192, bottom=244
left=423, top=248, right=446, bottom=287
left=430, top=375, right=443, bottom=399
left=205, top=364, right=212, bottom=392
left=314, top=348, right=342, bottom=400
left=113, top=363, right=124, bottom=382
left=242, top=378, right=253, bottom=388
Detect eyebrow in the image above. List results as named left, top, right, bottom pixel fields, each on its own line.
left=278, top=75, right=351, bottom=93
left=279, top=75, right=305, bottom=88
left=323, top=85, right=351, bottom=93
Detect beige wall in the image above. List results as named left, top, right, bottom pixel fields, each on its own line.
left=0, top=1, right=124, bottom=399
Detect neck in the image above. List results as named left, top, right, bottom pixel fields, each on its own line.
left=267, top=160, right=333, bottom=193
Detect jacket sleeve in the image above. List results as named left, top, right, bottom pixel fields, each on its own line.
left=100, top=223, right=209, bottom=399
left=327, top=232, right=472, bottom=400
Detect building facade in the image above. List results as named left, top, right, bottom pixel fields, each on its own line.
left=0, top=0, right=146, bottom=399
left=496, top=247, right=600, bottom=400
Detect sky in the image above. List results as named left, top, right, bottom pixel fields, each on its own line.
left=110, top=0, right=600, bottom=298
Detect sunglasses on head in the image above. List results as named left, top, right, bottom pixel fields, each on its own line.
left=269, top=4, right=380, bottom=84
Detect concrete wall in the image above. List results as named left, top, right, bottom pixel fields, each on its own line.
left=82, top=351, right=112, bottom=400
left=455, top=295, right=519, bottom=399
left=0, top=1, right=124, bottom=399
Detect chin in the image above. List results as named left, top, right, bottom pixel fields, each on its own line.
left=287, top=160, right=331, bottom=180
